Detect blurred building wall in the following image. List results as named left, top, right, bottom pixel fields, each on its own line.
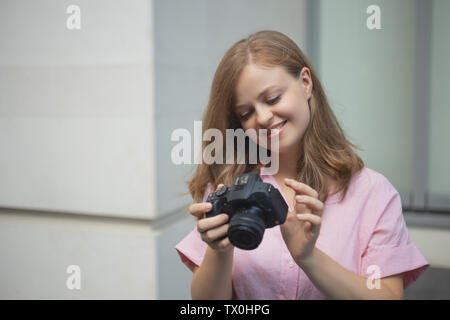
left=316, top=0, right=450, bottom=272
left=0, top=0, right=309, bottom=299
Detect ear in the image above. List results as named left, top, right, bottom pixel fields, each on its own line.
left=298, top=67, right=313, bottom=100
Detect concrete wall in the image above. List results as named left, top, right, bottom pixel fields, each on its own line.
left=0, top=209, right=158, bottom=299
left=0, top=0, right=309, bottom=299
left=408, top=226, right=450, bottom=269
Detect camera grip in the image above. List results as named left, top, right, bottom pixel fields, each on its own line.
left=205, top=190, right=227, bottom=218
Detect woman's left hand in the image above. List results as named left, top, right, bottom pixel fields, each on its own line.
left=280, top=178, right=324, bottom=265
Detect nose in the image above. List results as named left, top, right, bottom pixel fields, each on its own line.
left=254, top=105, right=274, bottom=128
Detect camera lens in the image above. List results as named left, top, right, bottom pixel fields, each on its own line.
left=228, top=206, right=265, bottom=250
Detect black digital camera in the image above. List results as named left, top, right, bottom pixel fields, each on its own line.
left=205, top=172, right=288, bottom=250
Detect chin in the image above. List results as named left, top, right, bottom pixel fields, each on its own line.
left=271, top=137, right=301, bottom=154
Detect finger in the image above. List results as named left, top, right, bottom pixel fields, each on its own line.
left=197, top=214, right=229, bottom=233
left=189, top=202, right=213, bottom=219
left=295, top=195, right=324, bottom=215
left=280, top=211, right=302, bottom=235
left=293, top=201, right=311, bottom=214
left=284, top=178, right=319, bottom=198
left=216, top=183, right=225, bottom=191
left=211, top=236, right=233, bottom=252
left=282, top=211, right=297, bottom=224
left=202, top=223, right=229, bottom=243
left=296, top=213, right=322, bottom=226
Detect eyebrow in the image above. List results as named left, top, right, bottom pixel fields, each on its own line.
left=234, top=85, right=280, bottom=110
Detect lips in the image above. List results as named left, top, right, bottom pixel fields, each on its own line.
left=267, top=120, right=287, bottom=139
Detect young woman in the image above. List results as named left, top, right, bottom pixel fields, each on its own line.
left=175, top=30, right=429, bottom=300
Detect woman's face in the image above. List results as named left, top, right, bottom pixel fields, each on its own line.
left=233, top=63, right=313, bottom=153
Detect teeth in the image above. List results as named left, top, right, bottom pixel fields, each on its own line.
left=271, top=121, right=285, bottom=132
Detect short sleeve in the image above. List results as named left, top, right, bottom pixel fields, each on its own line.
left=175, top=182, right=214, bottom=272
left=360, top=174, right=429, bottom=289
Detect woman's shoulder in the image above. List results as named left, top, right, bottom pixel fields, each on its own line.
left=351, top=167, right=396, bottom=189
left=347, top=167, right=399, bottom=202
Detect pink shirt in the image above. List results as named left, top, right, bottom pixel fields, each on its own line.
left=175, top=167, right=429, bottom=299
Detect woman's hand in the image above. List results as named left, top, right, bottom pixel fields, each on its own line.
left=188, top=184, right=234, bottom=253
left=280, top=178, right=324, bottom=265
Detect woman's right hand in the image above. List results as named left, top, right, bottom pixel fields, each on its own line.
left=188, top=184, right=234, bottom=253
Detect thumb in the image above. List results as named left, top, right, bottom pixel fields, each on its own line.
left=216, top=183, right=225, bottom=191
left=280, top=211, right=298, bottom=239
left=280, top=211, right=296, bottom=229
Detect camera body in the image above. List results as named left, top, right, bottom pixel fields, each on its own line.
left=205, top=172, right=288, bottom=250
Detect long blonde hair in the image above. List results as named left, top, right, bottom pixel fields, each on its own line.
left=187, top=30, right=364, bottom=203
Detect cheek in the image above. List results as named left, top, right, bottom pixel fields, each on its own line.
left=291, top=100, right=310, bottom=125
left=241, top=122, right=271, bottom=149
left=240, top=122, right=258, bottom=143
left=245, top=127, right=263, bottom=147
left=283, top=101, right=310, bottom=143
left=240, top=122, right=254, bottom=136
left=277, top=97, right=302, bottom=120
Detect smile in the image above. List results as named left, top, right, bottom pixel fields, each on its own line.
left=267, top=120, right=287, bottom=139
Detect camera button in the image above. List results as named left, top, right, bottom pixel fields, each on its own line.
left=216, top=186, right=227, bottom=196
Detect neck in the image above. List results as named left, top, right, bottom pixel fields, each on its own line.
left=270, top=144, right=301, bottom=180
left=260, top=144, right=338, bottom=198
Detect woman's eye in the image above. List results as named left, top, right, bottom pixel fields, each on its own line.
left=267, top=95, right=280, bottom=105
left=240, top=110, right=253, bottom=121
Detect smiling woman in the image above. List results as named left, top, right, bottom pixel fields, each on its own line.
left=176, top=30, right=429, bottom=300
left=233, top=64, right=311, bottom=154
left=187, top=30, right=363, bottom=204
